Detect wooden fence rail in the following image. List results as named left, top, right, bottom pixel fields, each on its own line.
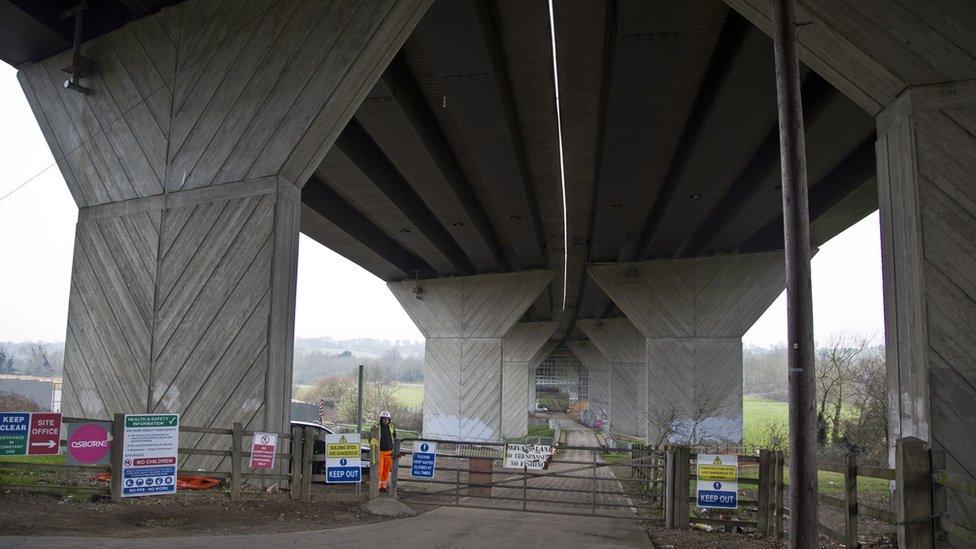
left=0, top=416, right=365, bottom=504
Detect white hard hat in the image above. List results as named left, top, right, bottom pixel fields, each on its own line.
left=379, top=410, right=391, bottom=418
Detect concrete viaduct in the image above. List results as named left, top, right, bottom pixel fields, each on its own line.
left=1, top=0, right=973, bottom=507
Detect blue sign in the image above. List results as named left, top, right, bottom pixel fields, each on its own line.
left=122, top=465, right=177, bottom=496
left=326, top=466, right=361, bottom=483
left=697, top=489, right=737, bottom=509
left=411, top=440, right=437, bottom=479
left=0, top=413, right=30, bottom=456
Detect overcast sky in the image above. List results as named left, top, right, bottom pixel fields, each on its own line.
left=0, top=63, right=884, bottom=347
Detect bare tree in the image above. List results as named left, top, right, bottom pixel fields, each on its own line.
left=816, top=333, right=868, bottom=445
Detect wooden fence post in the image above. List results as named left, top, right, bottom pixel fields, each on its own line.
left=844, top=449, right=858, bottom=549
left=758, top=449, right=774, bottom=537
left=110, top=413, right=124, bottom=503
left=369, top=425, right=379, bottom=499
left=896, top=436, right=934, bottom=549
left=301, top=426, right=313, bottom=502
left=665, top=446, right=690, bottom=529
left=776, top=450, right=785, bottom=539
left=289, top=425, right=302, bottom=500
left=231, top=422, right=243, bottom=502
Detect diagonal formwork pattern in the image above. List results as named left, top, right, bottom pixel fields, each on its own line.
left=390, top=271, right=552, bottom=441
left=19, top=0, right=432, bottom=462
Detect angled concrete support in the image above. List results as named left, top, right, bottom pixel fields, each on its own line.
left=527, top=340, right=558, bottom=414
left=18, top=0, right=431, bottom=450
left=876, top=81, right=976, bottom=472
left=389, top=271, right=553, bottom=441
left=501, top=322, right=557, bottom=438
left=576, top=318, right=648, bottom=439
left=589, top=251, right=784, bottom=445
left=568, top=340, right=611, bottom=422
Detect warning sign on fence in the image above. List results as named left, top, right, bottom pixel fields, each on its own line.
left=696, top=454, right=738, bottom=510
left=503, top=443, right=553, bottom=470
left=0, top=412, right=62, bottom=456
left=410, top=441, right=437, bottom=479
left=325, top=433, right=361, bottom=483
left=122, top=414, right=179, bottom=498
left=249, top=432, right=277, bottom=469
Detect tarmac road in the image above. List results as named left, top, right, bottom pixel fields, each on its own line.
left=1, top=504, right=651, bottom=548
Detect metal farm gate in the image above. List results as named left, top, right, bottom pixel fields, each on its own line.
left=391, top=437, right=664, bottom=520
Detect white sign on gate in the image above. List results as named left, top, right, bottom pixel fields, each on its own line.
left=696, top=453, right=738, bottom=510
left=122, top=414, right=179, bottom=498
left=503, top=443, right=553, bottom=470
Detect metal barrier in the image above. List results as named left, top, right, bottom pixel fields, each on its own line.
left=391, top=437, right=665, bottom=520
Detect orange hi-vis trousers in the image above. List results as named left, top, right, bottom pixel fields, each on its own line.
left=379, top=450, right=393, bottom=488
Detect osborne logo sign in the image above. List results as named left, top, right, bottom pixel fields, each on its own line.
left=67, top=422, right=112, bottom=465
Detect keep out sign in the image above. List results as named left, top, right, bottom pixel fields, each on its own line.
left=67, top=422, right=112, bottom=465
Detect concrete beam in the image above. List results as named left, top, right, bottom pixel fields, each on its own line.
left=389, top=271, right=553, bottom=441
left=588, top=252, right=784, bottom=445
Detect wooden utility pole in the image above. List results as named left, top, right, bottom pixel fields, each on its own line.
left=771, top=0, right=819, bottom=546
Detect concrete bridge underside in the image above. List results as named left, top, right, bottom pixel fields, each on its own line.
left=4, top=0, right=976, bottom=501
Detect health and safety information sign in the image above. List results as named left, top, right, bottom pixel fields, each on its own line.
left=696, top=453, right=738, bottom=509
left=410, top=441, right=437, bottom=478
left=325, top=433, right=361, bottom=483
left=122, top=414, right=179, bottom=498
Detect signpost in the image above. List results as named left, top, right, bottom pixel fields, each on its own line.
left=503, top=443, right=554, bottom=470
left=0, top=412, right=30, bottom=456
left=410, top=441, right=437, bottom=479
left=67, top=421, right=111, bottom=465
left=249, top=432, right=278, bottom=469
left=325, top=433, right=362, bottom=484
left=122, top=414, right=179, bottom=498
left=696, top=454, right=738, bottom=510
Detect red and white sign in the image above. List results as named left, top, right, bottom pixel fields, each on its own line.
left=27, top=413, right=61, bottom=455
left=133, top=457, right=176, bottom=466
left=67, top=422, right=111, bottom=465
left=249, top=432, right=277, bottom=469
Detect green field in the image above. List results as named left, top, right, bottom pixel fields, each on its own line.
left=742, top=395, right=789, bottom=449
left=392, top=384, right=424, bottom=409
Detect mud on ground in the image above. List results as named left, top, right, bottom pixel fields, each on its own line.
left=0, top=490, right=434, bottom=538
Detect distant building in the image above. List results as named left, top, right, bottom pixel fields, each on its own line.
left=0, top=374, right=62, bottom=411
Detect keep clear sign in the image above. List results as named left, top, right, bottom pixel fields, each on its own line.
left=504, top=443, right=554, bottom=470
left=410, top=441, right=437, bottom=479
left=122, top=414, right=179, bottom=498
left=696, top=453, right=738, bottom=510
left=325, top=433, right=361, bottom=483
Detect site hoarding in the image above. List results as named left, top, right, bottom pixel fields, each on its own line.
left=122, top=414, right=179, bottom=498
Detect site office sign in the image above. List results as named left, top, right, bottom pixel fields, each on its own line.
left=122, top=414, right=179, bottom=498
left=325, top=433, right=361, bottom=483
left=696, top=454, right=738, bottom=510
left=0, top=412, right=62, bottom=456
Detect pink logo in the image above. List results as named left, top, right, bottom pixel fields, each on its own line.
left=68, top=423, right=110, bottom=464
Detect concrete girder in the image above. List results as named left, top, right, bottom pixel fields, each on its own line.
left=389, top=270, right=553, bottom=441
left=587, top=251, right=785, bottom=445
